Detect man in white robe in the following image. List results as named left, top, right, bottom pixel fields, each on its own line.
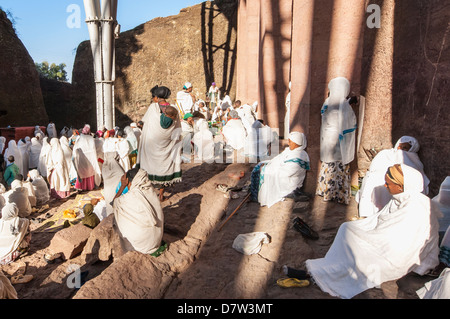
left=3, top=180, right=32, bottom=218
left=305, top=164, right=441, bottom=299
left=192, top=119, right=215, bottom=163
left=176, top=82, right=196, bottom=116
left=253, top=132, right=310, bottom=208
left=28, top=137, right=41, bottom=170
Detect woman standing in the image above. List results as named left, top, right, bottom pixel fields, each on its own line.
left=46, top=138, right=71, bottom=199
left=316, top=77, right=357, bottom=205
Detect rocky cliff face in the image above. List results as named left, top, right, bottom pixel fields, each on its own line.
left=0, top=9, right=48, bottom=127
left=71, top=0, right=237, bottom=129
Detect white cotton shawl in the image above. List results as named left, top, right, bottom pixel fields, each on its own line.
left=244, top=120, right=273, bottom=160
left=320, top=77, right=357, bottom=164
left=258, top=142, right=310, bottom=208
left=222, top=118, right=247, bottom=150
left=137, top=103, right=182, bottom=186
left=60, top=136, right=77, bottom=181
left=0, top=136, right=6, bottom=155
left=4, top=140, right=23, bottom=175
left=124, top=126, right=138, bottom=152
left=72, top=134, right=102, bottom=186
left=102, top=152, right=125, bottom=216
left=0, top=203, right=29, bottom=262
left=47, top=123, right=57, bottom=139
left=192, top=119, right=215, bottom=162
left=28, top=138, right=41, bottom=169
left=17, top=140, right=29, bottom=177
left=28, top=169, right=49, bottom=205
left=4, top=181, right=32, bottom=218
left=306, top=165, right=442, bottom=299
left=113, top=169, right=164, bottom=254
left=177, top=90, right=194, bottom=114
left=116, top=138, right=131, bottom=173
left=38, top=137, right=51, bottom=177
left=356, top=136, right=430, bottom=217
left=46, top=138, right=70, bottom=193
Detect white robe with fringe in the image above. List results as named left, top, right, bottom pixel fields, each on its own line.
left=258, top=146, right=310, bottom=208
left=113, top=169, right=164, bottom=254
left=137, top=103, right=182, bottom=186
left=306, top=165, right=441, bottom=299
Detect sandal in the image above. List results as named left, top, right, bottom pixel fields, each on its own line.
left=276, top=278, right=310, bottom=288
left=11, top=274, right=33, bottom=285
left=215, top=184, right=229, bottom=193
left=293, top=217, right=319, bottom=240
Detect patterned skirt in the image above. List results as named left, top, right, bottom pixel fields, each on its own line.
left=316, top=161, right=351, bottom=205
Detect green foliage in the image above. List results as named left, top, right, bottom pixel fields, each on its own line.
left=35, top=61, right=68, bottom=82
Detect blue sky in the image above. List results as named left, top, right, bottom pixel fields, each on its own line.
left=0, top=0, right=203, bottom=82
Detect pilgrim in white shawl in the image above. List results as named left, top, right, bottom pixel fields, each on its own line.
left=115, top=129, right=131, bottom=173
left=27, top=169, right=49, bottom=206
left=305, top=164, right=442, bottom=299
left=3, top=180, right=32, bottom=218
left=222, top=110, right=247, bottom=152
left=316, top=77, right=357, bottom=205
left=192, top=119, right=215, bottom=163
left=0, top=203, right=31, bottom=265
left=4, top=140, right=23, bottom=176
left=356, top=135, right=430, bottom=218
left=176, top=82, right=196, bottom=115
left=28, top=137, right=41, bottom=170
left=46, top=138, right=71, bottom=199
left=124, top=126, right=138, bottom=167
left=244, top=119, right=273, bottom=162
left=102, top=151, right=125, bottom=216
left=0, top=136, right=6, bottom=155
left=46, top=122, right=57, bottom=139
left=34, top=126, right=45, bottom=140
left=17, top=139, right=29, bottom=178
left=137, top=98, right=182, bottom=202
left=112, top=168, right=164, bottom=255
left=94, top=135, right=105, bottom=172
left=250, top=132, right=310, bottom=208
left=60, top=136, right=77, bottom=184
left=180, top=113, right=195, bottom=159
left=284, top=82, right=291, bottom=139
left=72, top=133, right=102, bottom=191
left=130, top=123, right=141, bottom=146
left=208, top=82, right=220, bottom=110
left=38, top=137, right=51, bottom=178
left=18, top=174, right=36, bottom=207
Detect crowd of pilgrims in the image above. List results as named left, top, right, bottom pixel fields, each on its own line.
left=0, top=78, right=448, bottom=299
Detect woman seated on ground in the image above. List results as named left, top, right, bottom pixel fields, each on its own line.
left=356, top=135, right=430, bottom=218
left=3, top=179, right=32, bottom=218
left=0, top=203, right=31, bottom=265
left=27, top=169, right=50, bottom=206
left=250, top=132, right=310, bottom=208
left=112, top=167, right=165, bottom=256
left=304, top=164, right=441, bottom=299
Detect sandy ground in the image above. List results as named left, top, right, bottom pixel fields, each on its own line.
left=0, top=157, right=436, bottom=300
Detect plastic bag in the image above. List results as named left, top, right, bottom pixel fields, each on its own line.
left=232, top=232, right=270, bottom=255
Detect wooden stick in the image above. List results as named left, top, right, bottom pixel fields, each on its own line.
left=218, top=192, right=251, bottom=232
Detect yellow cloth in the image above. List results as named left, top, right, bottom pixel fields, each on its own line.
left=387, top=164, right=404, bottom=187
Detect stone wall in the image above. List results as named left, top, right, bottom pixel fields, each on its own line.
left=0, top=9, right=48, bottom=127
left=236, top=0, right=450, bottom=196
left=71, top=0, right=237, bottom=129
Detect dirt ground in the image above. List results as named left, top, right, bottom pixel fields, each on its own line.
left=0, top=158, right=436, bottom=300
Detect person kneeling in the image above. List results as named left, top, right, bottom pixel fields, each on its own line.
left=112, top=167, right=165, bottom=256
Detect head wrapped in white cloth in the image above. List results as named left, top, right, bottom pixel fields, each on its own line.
left=289, top=132, right=307, bottom=149
left=394, top=136, right=420, bottom=153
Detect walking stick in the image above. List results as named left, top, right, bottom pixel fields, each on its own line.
left=218, top=192, right=251, bottom=232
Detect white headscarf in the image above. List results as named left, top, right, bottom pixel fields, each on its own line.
left=47, top=123, right=57, bottom=139
left=28, top=169, right=49, bottom=206
left=0, top=203, right=29, bottom=262
left=124, top=126, right=138, bottom=152
left=46, top=138, right=70, bottom=193
left=306, top=164, right=441, bottom=299
left=0, top=136, right=6, bottom=154
left=72, top=134, right=102, bottom=186
left=17, top=139, right=29, bottom=177
left=28, top=137, right=42, bottom=169
left=38, top=137, right=51, bottom=177
left=289, top=132, right=307, bottom=149
left=4, top=140, right=23, bottom=175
